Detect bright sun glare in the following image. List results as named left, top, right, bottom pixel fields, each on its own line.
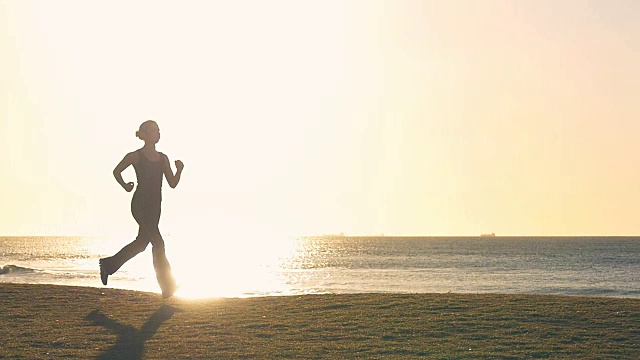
left=86, top=233, right=304, bottom=298
left=164, top=234, right=302, bottom=298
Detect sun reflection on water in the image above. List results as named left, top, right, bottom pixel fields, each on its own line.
left=169, top=234, right=307, bottom=299
left=15, top=235, right=326, bottom=298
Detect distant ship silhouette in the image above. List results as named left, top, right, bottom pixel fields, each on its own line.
left=480, top=233, right=496, bottom=237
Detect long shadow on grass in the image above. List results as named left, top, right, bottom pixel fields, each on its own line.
left=85, top=305, right=179, bottom=360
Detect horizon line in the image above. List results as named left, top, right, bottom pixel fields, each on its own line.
left=2, top=233, right=640, bottom=238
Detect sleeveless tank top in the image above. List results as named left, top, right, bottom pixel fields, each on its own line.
left=133, top=149, right=165, bottom=202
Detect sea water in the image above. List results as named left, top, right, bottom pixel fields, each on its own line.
left=1, top=236, right=638, bottom=299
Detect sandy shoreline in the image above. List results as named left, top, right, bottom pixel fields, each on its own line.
left=2, top=283, right=639, bottom=359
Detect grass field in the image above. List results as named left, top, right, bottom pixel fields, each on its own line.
left=1, top=283, right=638, bottom=359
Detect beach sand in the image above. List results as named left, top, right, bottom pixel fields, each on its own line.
left=1, top=283, right=638, bottom=359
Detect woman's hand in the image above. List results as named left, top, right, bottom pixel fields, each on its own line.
left=175, top=160, right=184, bottom=172
left=124, top=182, right=135, bottom=192
left=164, top=159, right=184, bottom=188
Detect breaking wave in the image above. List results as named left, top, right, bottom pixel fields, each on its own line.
left=0, top=265, right=36, bottom=275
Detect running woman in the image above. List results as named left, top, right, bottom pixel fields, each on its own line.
left=100, top=120, right=183, bottom=298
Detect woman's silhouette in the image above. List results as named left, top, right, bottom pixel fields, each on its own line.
left=100, top=120, right=183, bottom=298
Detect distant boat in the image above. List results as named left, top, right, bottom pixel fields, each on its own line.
left=480, top=233, right=496, bottom=237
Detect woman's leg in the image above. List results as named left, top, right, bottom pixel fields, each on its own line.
left=99, top=196, right=151, bottom=285
left=141, top=200, right=176, bottom=296
left=149, top=230, right=176, bottom=297
left=103, top=235, right=150, bottom=275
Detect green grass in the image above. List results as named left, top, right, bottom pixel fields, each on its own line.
left=1, top=283, right=639, bottom=359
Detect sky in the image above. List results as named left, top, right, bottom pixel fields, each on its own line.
left=1, top=0, right=640, bottom=237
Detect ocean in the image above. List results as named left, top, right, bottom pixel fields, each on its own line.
left=1, top=236, right=638, bottom=299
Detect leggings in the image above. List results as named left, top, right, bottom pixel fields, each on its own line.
left=106, top=194, right=174, bottom=292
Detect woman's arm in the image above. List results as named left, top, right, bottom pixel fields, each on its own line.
left=163, top=155, right=184, bottom=189
left=113, top=152, right=136, bottom=192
